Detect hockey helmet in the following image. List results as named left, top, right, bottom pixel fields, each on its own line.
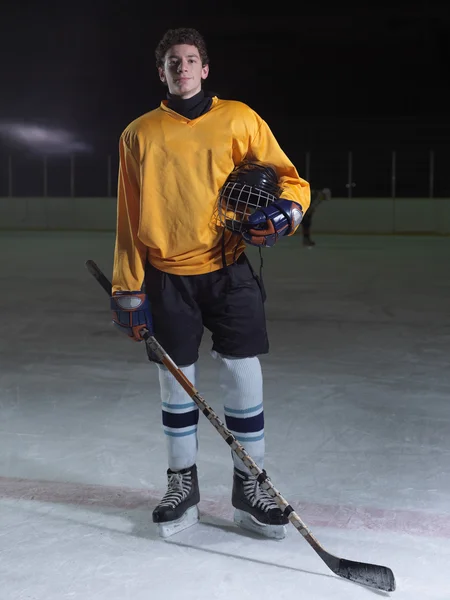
left=218, top=161, right=281, bottom=233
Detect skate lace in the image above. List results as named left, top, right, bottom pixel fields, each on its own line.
left=159, top=472, right=192, bottom=508
left=244, top=478, right=278, bottom=513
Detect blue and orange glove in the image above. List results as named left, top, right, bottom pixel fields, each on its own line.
left=242, top=199, right=303, bottom=247
left=110, top=291, right=153, bottom=342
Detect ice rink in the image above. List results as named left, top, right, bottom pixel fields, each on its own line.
left=1, top=230, right=450, bottom=599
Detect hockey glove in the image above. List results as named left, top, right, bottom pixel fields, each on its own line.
left=242, top=199, right=303, bottom=247
left=111, top=291, right=153, bottom=342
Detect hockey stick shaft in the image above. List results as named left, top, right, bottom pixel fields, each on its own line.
left=85, top=259, right=395, bottom=592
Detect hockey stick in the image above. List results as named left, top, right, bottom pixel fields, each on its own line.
left=85, top=258, right=396, bottom=593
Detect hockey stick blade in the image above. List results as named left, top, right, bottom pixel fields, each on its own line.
left=319, top=551, right=395, bottom=591
left=85, top=259, right=396, bottom=592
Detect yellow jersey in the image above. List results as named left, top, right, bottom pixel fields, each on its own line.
left=112, top=96, right=310, bottom=292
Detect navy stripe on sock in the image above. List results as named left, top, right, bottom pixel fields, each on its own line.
left=162, top=409, right=199, bottom=429
left=225, top=412, right=264, bottom=434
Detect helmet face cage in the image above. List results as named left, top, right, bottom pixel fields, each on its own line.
left=218, top=162, right=280, bottom=233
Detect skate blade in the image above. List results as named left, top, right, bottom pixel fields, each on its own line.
left=233, top=509, right=286, bottom=540
left=157, top=505, right=199, bottom=539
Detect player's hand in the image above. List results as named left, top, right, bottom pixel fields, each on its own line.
left=243, top=200, right=303, bottom=247
left=110, top=291, right=153, bottom=341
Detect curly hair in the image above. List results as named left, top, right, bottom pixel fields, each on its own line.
left=155, top=28, right=209, bottom=69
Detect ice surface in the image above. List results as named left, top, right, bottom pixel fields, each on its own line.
left=1, top=231, right=450, bottom=599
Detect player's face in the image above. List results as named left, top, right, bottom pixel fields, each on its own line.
left=159, top=44, right=209, bottom=99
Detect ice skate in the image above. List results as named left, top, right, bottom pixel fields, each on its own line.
left=232, top=468, right=288, bottom=540
left=152, top=464, right=200, bottom=538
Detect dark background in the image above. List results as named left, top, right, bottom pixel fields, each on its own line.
left=1, top=5, right=450, bottom=197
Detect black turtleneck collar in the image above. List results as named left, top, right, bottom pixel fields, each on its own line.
left=166, top=89, right=214, bottom=120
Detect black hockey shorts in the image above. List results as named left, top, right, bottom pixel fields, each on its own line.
left=143, top=253, right=269, bottom=366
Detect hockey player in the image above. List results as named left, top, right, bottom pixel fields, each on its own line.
left=300, top=187, right=331, bottom=247
left=110, top=27, right=310, bottom=539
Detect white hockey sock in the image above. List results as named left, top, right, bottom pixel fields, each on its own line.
left=216, top=354, right=265, bottom=474
left=157, top=363, right=198, bottom=471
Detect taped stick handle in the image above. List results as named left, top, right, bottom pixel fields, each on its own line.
left=85, top=259, right=113, bottom=296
